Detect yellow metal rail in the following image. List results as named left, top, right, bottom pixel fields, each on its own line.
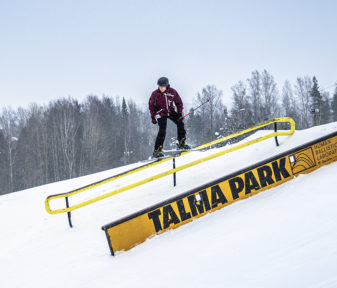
left=45, top=117, right=295, bottom=214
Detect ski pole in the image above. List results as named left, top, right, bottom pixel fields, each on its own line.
left=178, top=98, right=210, bottom=120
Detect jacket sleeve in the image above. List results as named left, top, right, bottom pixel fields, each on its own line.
left=148, top=92, right=156, bottom=117
left=173, top=89, right=183, bottom=114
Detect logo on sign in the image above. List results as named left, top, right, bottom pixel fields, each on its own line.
left=289, top=148, right=316, bottom=174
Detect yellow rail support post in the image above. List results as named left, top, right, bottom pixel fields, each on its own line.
left=45, top=117, right=295, bottom=215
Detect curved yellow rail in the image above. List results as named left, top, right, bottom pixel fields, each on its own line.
left=45, top=117, right=295, bottom=214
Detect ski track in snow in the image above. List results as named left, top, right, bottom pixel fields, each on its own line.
left=1, top=122, right=337, bottom=288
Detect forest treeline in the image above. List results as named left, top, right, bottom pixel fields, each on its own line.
left=1, top=70, right=337, bottom=194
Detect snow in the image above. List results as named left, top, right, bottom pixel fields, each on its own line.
left=1, top=122, right=337, bottom=288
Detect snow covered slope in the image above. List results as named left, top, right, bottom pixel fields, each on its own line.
left=1, top=122, right=337, bottom=288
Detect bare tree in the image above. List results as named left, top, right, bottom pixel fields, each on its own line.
left=261, top=70, right=280, bottom=118
left=230, top=81, right=253, bottom=130
left=0, top=107, right=18, bottom=192
left=47, top=99, right=82, bottom=180
left=282, top=80, right=300, bottom=124
left=0, top=128, right=8, bottom=194
left=14, top=105, right=48, bottom=190
left=79, top=95, right=114, bottom=174
left=196, top=85, right=223, bottom=141
left=248, top=70, right=264, bottom=123
left=294, top=76, right=313, bottom=128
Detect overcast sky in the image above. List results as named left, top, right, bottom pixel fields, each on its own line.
left=1, top=0, right=336, bottom=111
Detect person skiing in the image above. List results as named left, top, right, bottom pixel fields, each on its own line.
left=149, top=77, right=190, bottom=157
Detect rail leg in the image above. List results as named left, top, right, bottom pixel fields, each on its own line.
left=65, top=197, right=73, bottom=228
left=173, top=158, right=176, bottom=187
left=274, top=122, right=280, bottom=147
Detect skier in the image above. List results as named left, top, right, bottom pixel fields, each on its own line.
left=149, top=77, right=190, bottom=158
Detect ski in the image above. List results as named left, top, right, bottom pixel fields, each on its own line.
left=163, top=148, right=207, bottom=153
left=162, top=149, right=190, bottom=154
left=150, top=155, right=174, bottom=160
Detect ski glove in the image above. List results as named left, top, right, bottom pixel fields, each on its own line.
left=151, top=116, right=157, bottom=124
left=177, top=113, right=183, bottom=120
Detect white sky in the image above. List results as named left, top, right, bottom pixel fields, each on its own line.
left=0, top=0, right=336, bottom=111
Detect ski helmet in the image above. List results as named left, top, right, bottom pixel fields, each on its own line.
left=157, top=77, right=169, bottom=87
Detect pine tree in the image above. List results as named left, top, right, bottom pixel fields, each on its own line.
left=121, top=97, right=131, bottom=164
left=320, top=92, right=331, bottom=124
left=221, top=106, right=234, bottom=138
left=311, top=76, right=322, bottom=126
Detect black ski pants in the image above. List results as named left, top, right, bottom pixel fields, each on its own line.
left=154, top=112, right=186, bottom=150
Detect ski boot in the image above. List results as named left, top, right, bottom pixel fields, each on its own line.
left=177, top=138, right=191, bottom=150
left=153, top=146, right=164, bottom=158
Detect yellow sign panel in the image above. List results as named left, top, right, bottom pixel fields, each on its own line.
left=102, top=132, right=337, bottom=255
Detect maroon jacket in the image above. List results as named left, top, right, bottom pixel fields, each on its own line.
left=148, top=86, right=183, bottom=118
